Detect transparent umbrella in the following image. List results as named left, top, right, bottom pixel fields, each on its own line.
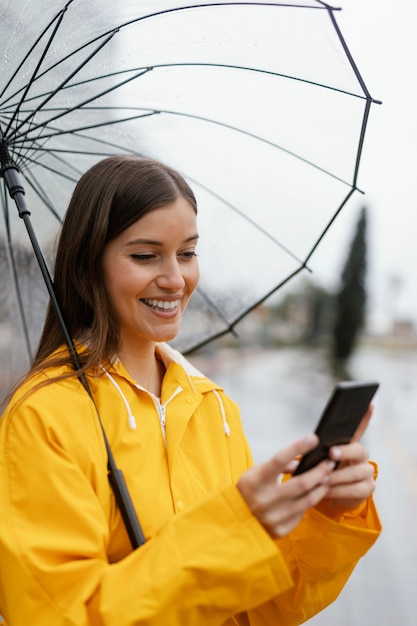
left=0, top=0, right=379, bottom=546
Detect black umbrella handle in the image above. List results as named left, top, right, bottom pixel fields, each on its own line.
left=108, top=468, right=146, bottom=548
left=0, top=144, right=145, bottom=550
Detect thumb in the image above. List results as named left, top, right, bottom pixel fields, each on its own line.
left=257, top=433, right=319, bottom=482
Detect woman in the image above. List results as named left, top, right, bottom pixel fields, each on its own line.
left=0, top=156, right=381, bottom=625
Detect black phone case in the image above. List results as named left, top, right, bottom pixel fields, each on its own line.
left=292, top=381, right=379, bottom=476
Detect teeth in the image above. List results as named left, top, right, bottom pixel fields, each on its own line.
left=143, top=299, right=180, bottom=311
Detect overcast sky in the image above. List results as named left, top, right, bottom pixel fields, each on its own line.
left=307, top=0, right=416, bottom=332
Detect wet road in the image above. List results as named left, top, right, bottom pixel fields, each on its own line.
left=192, top=344, right=417, bottom=625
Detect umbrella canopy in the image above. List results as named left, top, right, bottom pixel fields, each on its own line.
left=0, top=0, right=380, bottom=397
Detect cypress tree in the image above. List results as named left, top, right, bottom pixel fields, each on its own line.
left=333, top=206, right=368, bottom=360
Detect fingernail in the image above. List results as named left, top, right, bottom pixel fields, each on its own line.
left=327, top=460, right=336, bottom=471
left=304, top=434, right=317, bottom=445
left=331, top=447, right=342, bottom=459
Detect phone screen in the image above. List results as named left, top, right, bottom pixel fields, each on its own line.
left=292, top=381, right=379, bottom=476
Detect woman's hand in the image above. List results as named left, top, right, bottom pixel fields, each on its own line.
left=315, top=406, right=376, bottom=515
left=237, top=434, right=335, bottom=539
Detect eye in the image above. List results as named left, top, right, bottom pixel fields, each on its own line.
left=179, top=250, right=198, bottom=260
left=130, top=253, right=156, bottom=262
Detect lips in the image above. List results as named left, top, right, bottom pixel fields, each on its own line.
left=141, top=298, right=180, bottom=311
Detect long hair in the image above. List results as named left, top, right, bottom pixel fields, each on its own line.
left=30, top=155, right=197, bottom=378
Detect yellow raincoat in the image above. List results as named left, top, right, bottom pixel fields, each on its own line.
left=0, top=344, right=381, bottom=625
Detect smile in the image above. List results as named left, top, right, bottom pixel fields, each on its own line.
left=142, top=298, right=180, bottom=311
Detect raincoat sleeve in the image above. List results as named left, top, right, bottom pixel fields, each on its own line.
left=246, top=497, right=381, bottom=625
left=236, top=438, right=381, bottom=626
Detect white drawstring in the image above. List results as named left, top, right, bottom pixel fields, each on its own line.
left=212, top=389, right=231, bottom=437
left=101, top=367, right=137, bottom=430
left=100, top=364, right=231, bottom=439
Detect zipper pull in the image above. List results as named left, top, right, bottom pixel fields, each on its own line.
left=159, top=403, right=166, bottom=441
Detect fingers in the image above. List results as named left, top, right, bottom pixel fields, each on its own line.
left=328, top=441, right=369, bottom=466
left=261, top=480, right=331, bottom=538
left=321, top=466, right=376, bottom=511
left=320, top=442, right=376, bottom=511
left=237, top=445, right=336, bottom=539
left=265, top=459, right=335, bottom=537
left=236, top=434, right=375, bottom=540
left=256, top=433, right=319, bottom=482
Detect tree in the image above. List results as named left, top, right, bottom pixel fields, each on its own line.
left=333, top=206, right=368, bottom=361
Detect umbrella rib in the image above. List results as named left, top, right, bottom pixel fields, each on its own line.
left=61, top=130, right=147, bottom=156
left=352, top=98, right=372, bottom=189
left=75, top=105, right=359, bottom=190
left=195, top=287, right=240, bottom=334
left=24, top=137, right=86, bottom=178
left=10, top=68, right=152, bottom=143
left=28, top=147, right=122, bottom=158
left=19, top=167, right=69, bottom=223
left=3, top=6, right=70, bottom=137
left=187, top=175, right=311, bottom=268
left=13, top=123, right=144, bottom=167
left=8, top=30, right=120, bottom=141
left=13, top=106, right=360, bottom=191
left=161, top=109, right=358, bottom=189
left=185, top=266, right=306, bottom=354
left=11, top=120, right=56, bottom=168
left=0, top=3, right=71, bottom=102
left=325, top=6, right=381, bottom=188
left=303, top=187, right=359, bottom=265
left=64, top=62, right=372, bottom=101
left=18, top=153, right=79, bottom=184
left=4, top=62, right=371, bottom=111
left=12, top=112, right=158, bottom=144
left=328, top=9, right=377, bottom=103
left=26, top=125, right=145, bottom=159
left=0, top=186, right=33, bottom=360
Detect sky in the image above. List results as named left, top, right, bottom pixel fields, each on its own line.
left=306, top=0, right=417, bottom=332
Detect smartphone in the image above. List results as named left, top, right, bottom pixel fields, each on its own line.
left=292, top=380, right=379, bottom=476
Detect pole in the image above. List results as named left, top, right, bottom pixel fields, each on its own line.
left=0, top=132, right=145, bottom=549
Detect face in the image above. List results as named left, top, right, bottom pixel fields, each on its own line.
left=101, top=197, right=199, bottom=351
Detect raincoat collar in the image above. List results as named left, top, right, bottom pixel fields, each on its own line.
left=107, top=342, right=223, bottom=399
left=104, top=343, right=228, bottom=462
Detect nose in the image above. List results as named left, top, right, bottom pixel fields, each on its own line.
left=156, top=257, right=186, bottom=291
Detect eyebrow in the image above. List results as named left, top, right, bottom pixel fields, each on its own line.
left=124, top=234, right=199, bottom=247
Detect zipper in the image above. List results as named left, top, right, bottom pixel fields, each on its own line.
left=152, top=387, right=183, bottom=443
left=157, top=402, right=167, bottom=442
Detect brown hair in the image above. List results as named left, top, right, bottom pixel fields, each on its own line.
left=30, top=155, right=197, bottom=378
